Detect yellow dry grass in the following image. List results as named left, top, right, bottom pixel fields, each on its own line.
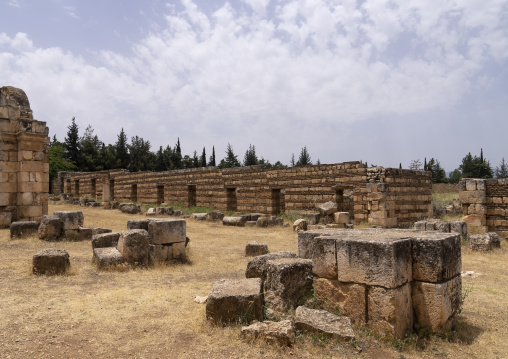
left=0, top=203, right=507, bottom=358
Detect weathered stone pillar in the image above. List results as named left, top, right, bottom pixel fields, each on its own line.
left=0, top=86, right=49, bottom=222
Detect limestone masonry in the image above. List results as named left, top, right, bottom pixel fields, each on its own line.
left=55, top=163, right=433, bottom=227
left=0, top=86, right=49, bottom=224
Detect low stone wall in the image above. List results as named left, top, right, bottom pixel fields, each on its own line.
left=299, top=228, right=462, bottom=338
left=459, top=178, right=508, bottom=235
left=55, top=162, right=433, bottom=228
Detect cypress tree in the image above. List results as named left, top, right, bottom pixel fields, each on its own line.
left=64, top=117, right=80, bottom=166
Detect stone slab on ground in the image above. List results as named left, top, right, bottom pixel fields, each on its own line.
left=241, top=320, right=295, bottom=346
left=294, top=306, right=355, bottom=341
left=206, top=278, right=264, bottom=325
left=53, top=211, right=84, bottom=230
left=10, top=221, right=39, bottom=239
left=92, top=232, right=121, bottom=249
left=245, top=241, right=269, bottom=257
left=117, top=229, right=149, bottom=265
left=64, top=227, right=94, bottom=241
left=222, top=216, right=247, bottom=227
left=264, top=258, right=313, bottom=311
left=32, top=248, right=70, bottom=275
left=148, top=219, right=186, bottom=245
left=412, top=275, right=462, bottom=333
left=93, top=247, right=124, bottom=269
left=191, top=213, right=207, bottom=220
left=148, top=244, right=172, bottom=262
left=38, top=215, right=64, bottom=241
left=468, top=233, right=500, bottom=251
left=245, top=251, right=298, bottom=282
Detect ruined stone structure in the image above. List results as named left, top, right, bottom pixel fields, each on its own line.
left=0, top=86, right=49, bottom=225
left=460, top=178, right=508, bottom=235
left=56, top=163, right=432, bottom=227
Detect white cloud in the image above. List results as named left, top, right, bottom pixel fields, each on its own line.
left=1, top=0, right=507, bottom=166
left=64, top=6, right=79, bottom=19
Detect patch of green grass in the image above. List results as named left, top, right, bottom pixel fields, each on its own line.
left=432, top=192, right=459, bottom=207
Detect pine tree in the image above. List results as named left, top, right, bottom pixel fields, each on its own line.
left=296, top=146, right=312, bottom=166
left=218, top=143, right=241, bottom=169
left=409, top=159, right=422, bottom=171
left=495, top=158, right=508, bottom=179
left=128, top=136, right=154, bottom=172
left=80, top=125, right=103, bottom=172
left=193, top=150, right=199, bottom=168
left=459, top=150, right=493, bottom=179
left=171, top=138, right=183, bottom=169
left=200, top=147, right=207, bottom=167
left=243, top=144, right=258, bottom=166
left=208, top=146, right=216, bottom=166
left=290, top=154, right=295, bottom=167
left=155, top=146, right=166, bottom=171
left=64, top=117, right=80, bottom=166
left=115, top=128, right=129, bottom=169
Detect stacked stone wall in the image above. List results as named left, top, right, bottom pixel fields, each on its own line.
left=59, top=162, right=432, bottom=227
left=432, top=183, right=459, bottom=193
left=0, top=86, right=49, bottom=223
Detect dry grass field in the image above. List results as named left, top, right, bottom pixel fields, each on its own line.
left=1, top=203, right=507, bottom=359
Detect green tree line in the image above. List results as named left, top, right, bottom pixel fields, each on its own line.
left=49, top=118, right=315, bottom=183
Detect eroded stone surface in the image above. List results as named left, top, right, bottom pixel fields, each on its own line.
left=206, top=278, right=264, bottom=324
left=10, top=221, right=39, bottom=239
left=127, top=219, right=150, bottom=231
left=245, top=251, right=297, bottom=282
left=93, top=247, right=124, bottom=269
left=148, top=219, right=186, bottom=245
left=92, top=232, right=120, bottom=249
left=223, top=216, right=246, bottom=227
left=318, top=201, right=338, bottom=216
left=293, top=219, right=308, bottom=232
left=33, top=248, right=70, bottom=275
left=38, top=215, right=64, bottom=241
left=294, top=306, right=355, bottom=341
left=241, top=320, right=295, bottom=346
left=245, top=241, right=269, bottom=257
left=53, top=211, right=84, bottom=230
left=117, top=229, right=149, bottom=264
left=298, top=232, right=337, bottom=279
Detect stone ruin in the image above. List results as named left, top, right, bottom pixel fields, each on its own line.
left=0, top=86, right=49, bottom=227
left=204, top=227, right=463, bottom=343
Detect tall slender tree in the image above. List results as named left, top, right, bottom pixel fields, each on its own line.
left=64, top=117, right=80, bottom=166
left=115, top=128, right=129, bottom=169
left=200, top=147, right=207, bottom=167
left=243, top=144, right=258, bottom=166
left=208, top=146, right=216, bottom=167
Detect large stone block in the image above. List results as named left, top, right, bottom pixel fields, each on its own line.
left=368, top=284, right=413, bottom=339
left=313, top=278, right=366, bottom=324
left=336, top=235, right=412, bottom=288
left=148, top=219, right=186, bottom=245
left=292, top=218, right=308, bottom=232
left=298, top=233, right=337, bottom=279
left=264, top=258, right=313, bottom=311
left=92, top=232, right=121, bottom=249
left=459, top=191, right=486, bottom=204
left=245, top=251, right=297, bottom=282
left=172, top=241, right=186, bottom=260
left=334, top=212, right=350, bottom=224
left=148, top=244, right=172, bottom=262
left=307, top=213, right=320, bottom=225
left=294, top=306, right=355, bottom=341
left=93, top=247, right=124, bottom=269
left=245, top=241, right=269, bottom=257
left=222, top=216, right=246, bottom=227
left=10, top=221, right=39, bottom=239
left=412, top=276, right=462, bottom=333
left=65, top=227, right=93, bottom=241
left=32, top=249, right=70, bottom=275
left=53, top=211, right=84, bottom=230
left=411, top=233, right=461, bottom=282
left=449, top=221, right=467, bottom=237
left=318, top=201, right=338, bottom=216
left=38, top=215, right=64, bottom=241
left=117, top=229, right=149, bottom=265
left=206, top=278, right=264, bottom=325
left=0, top=211, right=12, bottom=228
left=468, top=233, right=499, bottom=251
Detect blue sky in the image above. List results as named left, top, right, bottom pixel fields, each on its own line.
left=1, top=0, right=507, bottom=172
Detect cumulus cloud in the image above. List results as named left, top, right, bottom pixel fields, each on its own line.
left=1, top=0, right=507, bottom=165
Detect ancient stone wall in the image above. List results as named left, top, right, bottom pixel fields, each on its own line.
left=0, top=86, right=49, bottom=225
left=460, top=178, right=508, bottom=235
left=432, top=183, right=459, bottom=193
left=57, top=162, right=433, bottom=227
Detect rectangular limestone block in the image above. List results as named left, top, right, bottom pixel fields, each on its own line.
left=411, top=234, right=461, bottom=282
left=459, top=191, right=486, bottom=205
left=148, top=219, right=186, bottom=245
left=336, top=236, right=412, bottom=288
left=412, top=276, right=462, bottom=333
left=172, top=241, right=186, bottom=260
left=0, top=211, right=12, bottom=228
left=18, top=205, right=42, bottom=219
left=334, top=212, right=350, bottom=225
left=298, top=233, right=337, bottom=279
left=149, top=244, right=172, bottom=262
left=313, top=278, right=366, bottom=324
left=368, top=283, right=413, bottom=339
left=53, top=211, right=84, bottom=230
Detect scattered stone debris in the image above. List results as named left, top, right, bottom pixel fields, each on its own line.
left=194, top=296, right=208, bottom=304
left=245, top=251, right=298, bottom=282
left=468, top=233, right=501, bottom=251
left=10, top=221, right=39, bottom=239
left=293, top=219, right=308, bottom=232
